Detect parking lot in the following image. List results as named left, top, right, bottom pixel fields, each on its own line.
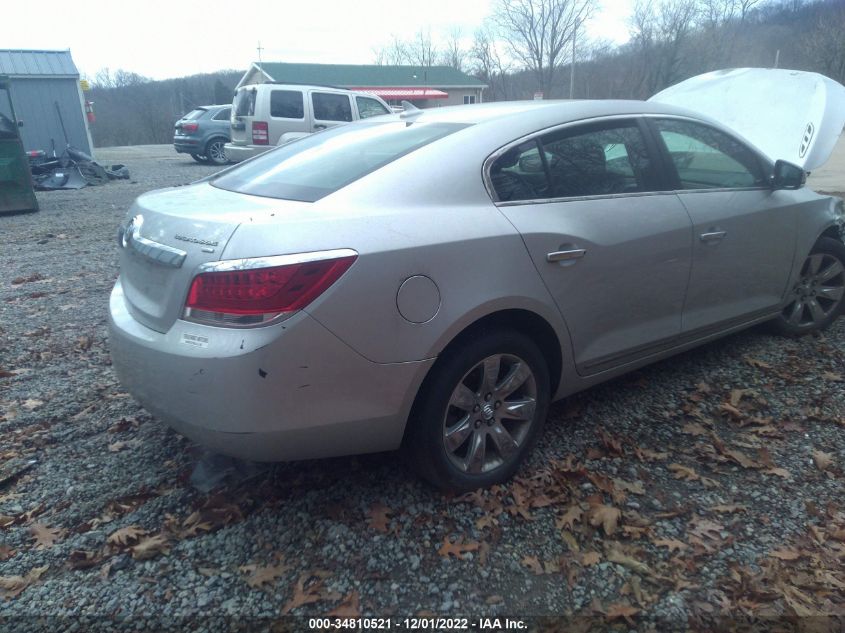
left=1, top=144, right=844, bottom=630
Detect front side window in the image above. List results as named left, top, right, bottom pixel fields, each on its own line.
left=270, top=90, right=304, bottom=119
left=654, top=119, right=766, bottom=189
left=312, top=93, right=353, bottom=122
left=356, top=96, right=389, bottom=119
left=212, top=121, right=467, bottom=202
left=489, top=120, right=654, bottom=202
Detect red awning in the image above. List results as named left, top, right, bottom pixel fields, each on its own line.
left=350, top=87, right=449, bottom=100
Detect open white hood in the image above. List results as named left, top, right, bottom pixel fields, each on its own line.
left=650, top=68, right=845, bottom=171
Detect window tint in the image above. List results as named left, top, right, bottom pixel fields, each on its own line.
left=182, top=109, right=207, bottom=121
left=542, top=123, right=653, bottom=198
left=654, top=119, right=765, bottom=189
left=355, top=96, right=389, bottom=119
left=212, top=107, right=231, bottom=121
left=490, top=121, right=654, bottom=202
left=270, top=90, right=304, bottom=119
left=312, top=93, right=352, bottom=122
left=212, top=121, right=467, bottom=202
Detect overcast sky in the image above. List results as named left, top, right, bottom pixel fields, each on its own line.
left=5, top=0, right=634, bottom=80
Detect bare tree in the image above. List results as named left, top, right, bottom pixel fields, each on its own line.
left=440, top=27, right=467, bottom=71
left=373, top=35, right=410, bottom=66
left=803, top=3, right=845, bottom=83
left=492, top=0, right=595, bottom=98
left=470, top=27, right=513, bottom=100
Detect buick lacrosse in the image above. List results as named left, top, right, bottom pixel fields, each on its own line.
left=110, top=69, right=845, bottom=490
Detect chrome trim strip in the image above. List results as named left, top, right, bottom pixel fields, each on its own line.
left=547, top=249, right=586, bottom=262
left=122, top=215, right=187, bottom=269
left=195, top=248, right=359, bottom=274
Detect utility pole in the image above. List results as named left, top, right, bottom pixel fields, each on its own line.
left=569, top=21, right=577, bottom=99
left=257, top=41, right=264, bottom=66
left=774, top=49, right=780, bottom=68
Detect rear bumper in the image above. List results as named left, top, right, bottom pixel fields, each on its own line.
left=223, top=143, right=271, bottom=163
left=108, top=279, right=431, bottom=461
left=173, top=138, right=202, bottom=154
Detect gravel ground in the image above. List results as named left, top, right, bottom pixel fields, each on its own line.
left=1, top=145, right=844, bottom=632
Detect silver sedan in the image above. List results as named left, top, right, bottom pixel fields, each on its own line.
left=109, top=82, right=845, bottom=491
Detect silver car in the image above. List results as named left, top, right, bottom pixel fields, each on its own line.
left=109, top=69, right=845, bottom=491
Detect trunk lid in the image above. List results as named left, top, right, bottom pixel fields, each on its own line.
left=649, top=68, right=845, bottom=171
left=118, top=182, right=281, bottom=333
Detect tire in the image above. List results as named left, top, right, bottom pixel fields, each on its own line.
left=772, top=236, right=845, bottom=336
left=204, top=138, right=229, bottom=166
left=404, top=329, right=550, bottom=492
left=190, top=153, right=207, bottom=163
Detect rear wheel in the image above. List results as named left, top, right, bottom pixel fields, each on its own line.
left=190, top=153, right=207, bottom=163
left=404, top=329, right=550, bottom=491
left=204, top=138, right=228, bottom=166
left=772, top=237, right=845, bottom=336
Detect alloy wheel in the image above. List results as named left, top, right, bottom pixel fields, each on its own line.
left=782, top=252, right=845, bottom=328
left=207, top=140, right=227, bottom=164
left=442, top=353, right=537, bottom=474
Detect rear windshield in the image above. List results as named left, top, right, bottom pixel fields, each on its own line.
left=234, top=87, right=256, bottom=117
left=211, top=121, right=467, bottom=202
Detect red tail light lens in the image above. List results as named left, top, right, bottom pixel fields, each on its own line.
left=252, top=121, right=269, bottom=145
left=182, top=121, right=199, bottom=133
left=183, top=253, right=356, bottom=327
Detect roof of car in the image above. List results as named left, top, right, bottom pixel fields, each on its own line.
left=393, top=99, right=704, bottom=126
left=252, top=62, right=486, bottom=88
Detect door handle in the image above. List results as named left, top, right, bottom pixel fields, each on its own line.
left=314, top=124, right=327, bottom=130
left=700, top=230, right=727, bottom=243
left=547, top=249, right=586, bottom=262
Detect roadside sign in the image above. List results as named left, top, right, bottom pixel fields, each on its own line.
left=80, top=79, right=90, bottom=91
left=533, top=92, right=544, bottom=100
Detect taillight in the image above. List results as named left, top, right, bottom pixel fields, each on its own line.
left=252, top=121, right=269, bottom=145
left=183, top=251, right=357, bottom=327
left=182, top=121, right=199, bottom=133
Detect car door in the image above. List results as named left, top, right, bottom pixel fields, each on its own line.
left=0, top=78, right=38, bottom=214
left=310, top=91, right=353, bottom=132
left=493, top=118, right=693, bottom=375
left=267, top=89, right=307, bottom=144
left=647, top=117, right=799, bottom=332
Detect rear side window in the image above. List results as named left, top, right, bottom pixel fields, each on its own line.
left=356, top=96, right=389, bottom=119
left=654, top=119, right=766, bottom=189
left=212, top=107, right=231, bottom=121
left=212, top=121, right=467, bottom=202
left=490, top=120, right=655, bottom=202
left=312, top=93, right=353, bottom=122
left=270, top=90, right=304, bottom=119
left=234, top=88, right=256, bottom=116
left=182, top=109, right=207, bottom=120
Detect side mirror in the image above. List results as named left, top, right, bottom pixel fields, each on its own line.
left=17, top=120, right=23, bottom=127
left=771, top=159, right=806, bottom=190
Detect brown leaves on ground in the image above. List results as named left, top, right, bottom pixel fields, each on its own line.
left=67, top=549, right=102, bottom=570
left=0, top=566, right=47, bottom=599
left=107, top=525, right=147, bottom=547
left=437, top=535, right=480, bottom=560
left=812, top=450, right=834, bottom=471
left=129, top=534, right=170, bottom=560
left=668, top=463, right=719, bottom=488
left=30, top=522, right=64, bottom=550
left=239, top=560, right=291, bottom=589
left=587, top=503, right=621, bottom=537
left=366, top=503, right=393, bottom=533
left=652, top=538, right=688, bottom=553
left=281, top=571, right=341, bottom=615
left=327, top=591, right=361, bottom=617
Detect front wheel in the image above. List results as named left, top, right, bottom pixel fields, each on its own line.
left=404, top=329, right=550, bottom=491
left=772, top=236, right=845, bottom=336
left=190, top=153, right=207, bottom=163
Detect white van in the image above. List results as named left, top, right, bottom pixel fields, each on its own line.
left=225, top=83, right=392, bottom=162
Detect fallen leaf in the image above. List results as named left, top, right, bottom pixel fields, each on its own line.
left=327, top=591, right=360, bottom=617
left=107, top=525, right=147, bottom=547
left=30, top=523, right=64, bottom=550
left=556, top=505, right=583, bottom=531
left=239, top=562, right=290, bottom=588
left=605, top=602, right=639, bottom=623
left=521, top=555, right=544, bottom=575
left=588, top=504, right=621, bottom=536
left=108, top=441, right=127, bottom=453
left=764, top=467, right=791, bottom=479
left=606, top=547, right=651, bottom=575
left=67, top=550, right=102, bottom=570
left=581, top=551, right=601, bottom=566
left=0, top=566, right=48, bottom=599
left=437, top=536, right=480, bottom=560
left=652, top=539, right=687, bottom=553
left=560, top=530, right=580, bottom=552
left=744, top=356, right=772, bottom=369
left=281, top=571, right=341, bottom=615
left=682, top=423, right=709, bottom=436
left=769, top=548, right=803, bottom=561
left=129, top=534, right=170, bottom=560
left=822, top=372, right=842, bottom=382
left=367, top=503, right=392, bottom=533
left=21, top=399, right=44, bottom=411
left=0, top=545, right=15, bottom=560
left=813, top=450, right=834, bottom=471
left=708, top=504, right=747, bottom=514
